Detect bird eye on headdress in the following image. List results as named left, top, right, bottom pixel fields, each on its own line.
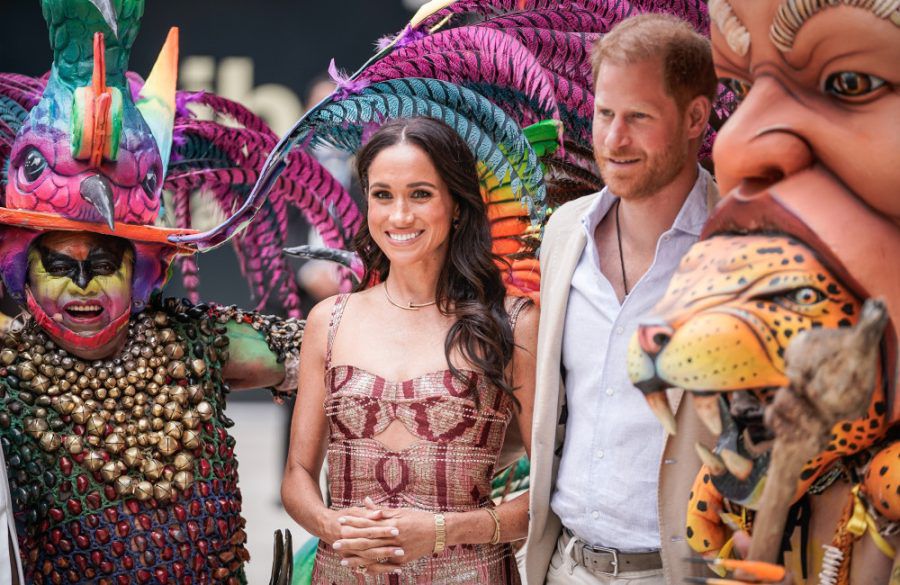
left=141, top=168, right=159, bottom=197
left=20, top=148, right=47, bottom=184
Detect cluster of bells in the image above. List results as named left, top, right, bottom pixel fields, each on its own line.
left=8, top=310, right=222, bottom=503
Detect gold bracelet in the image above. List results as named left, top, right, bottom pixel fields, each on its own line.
left=433, top=513, right=447, bottom=554
left=485, top=507, right=501, bottom=545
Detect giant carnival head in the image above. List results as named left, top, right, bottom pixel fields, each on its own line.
left=627, top=0, right=900, bottom=540
left=0, top=0, right=195, bottom=356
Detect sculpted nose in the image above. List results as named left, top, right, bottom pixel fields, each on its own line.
left=713, top=78, right=814, bottom=196
left=637, top=321, right=674, bottom=358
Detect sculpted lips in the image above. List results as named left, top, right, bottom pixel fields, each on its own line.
left=63, top=300, right=105, bottom=321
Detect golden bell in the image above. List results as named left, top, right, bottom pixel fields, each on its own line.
left=164, top=343, right=184, bottom=360
left=85, top=414, right=106, bottom=436
left=0, top=348, right=16, bottom=365
left=186, top=385, right=203, bottom=404
left=115, top=475, right=134, bottom=496
left=190, top=359, right=206, bottom=377
left=153, top=480, right=173, bottom=502
left=18, top=362, right=36, bottom=381
left=134, top=480, right=153, bottom=502
left=54, top=394, right=78, bottom=415
left=39, top=431, right=61, bottom=453
left=163, top=402, right=183, bottom=421
left=104, top=432, right=126, bottom=454
left=123, top=446, right=143, bottom=468
left=173, top=471, right=194, bottom=492
left=167, top=361, right=187, bottom=379
left=142, top=458, right=164, bottom=480
left=63, top=435, right=84, bottom=455
left=196, top=401, right=213, bottom=421
left=182, top=429, right=201, bottom=450
left=173, top=452, right=194, bottom=472
left=181, top=409, right=200, bottom=430
left=100, top=460, right=122, bottom=483
left=170, top=386, right=187, bottom=406
left=158, top=435, right=179, bottom=457
left=25, top=417, right=49, bottom=438
left=84, top=450, right=105, bottom=472
left=163, top=421, right=183, bottom=439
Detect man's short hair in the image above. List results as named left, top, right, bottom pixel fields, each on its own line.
left=591, top=13, right=717, bottom=110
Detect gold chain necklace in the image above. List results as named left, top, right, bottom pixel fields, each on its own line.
left=383, top=282, right=436, bottom=311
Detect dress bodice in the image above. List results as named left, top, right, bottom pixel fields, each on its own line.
left=312, top=293, right=526, bottom=585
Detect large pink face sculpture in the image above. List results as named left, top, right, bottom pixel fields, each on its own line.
left=708, top=0, right=900, bottom=225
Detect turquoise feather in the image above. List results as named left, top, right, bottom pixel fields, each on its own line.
left=307, top=82, right=546, bottom=220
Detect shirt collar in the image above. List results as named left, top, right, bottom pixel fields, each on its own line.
left=580, top=165, right=711, bottom=239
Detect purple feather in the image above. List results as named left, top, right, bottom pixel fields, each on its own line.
left=376, top=24, right=429, bottom=51
left=328, top=59, right=372, bottom=100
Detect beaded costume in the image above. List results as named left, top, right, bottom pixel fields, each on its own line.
left=1, top=298, right=304, bottom=584
left=0, top=1, right=316, bottom=582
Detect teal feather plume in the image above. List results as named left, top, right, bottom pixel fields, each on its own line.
left=306, top=78, right=546, bottom=220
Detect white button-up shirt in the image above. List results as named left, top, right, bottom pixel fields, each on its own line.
left=550, top=167, right=712, bottom=552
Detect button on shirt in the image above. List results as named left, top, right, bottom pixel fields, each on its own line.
left=550, top=167, right=712, bottom=552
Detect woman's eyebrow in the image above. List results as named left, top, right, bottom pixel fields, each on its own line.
left=406, top=181, right=437, bottom=189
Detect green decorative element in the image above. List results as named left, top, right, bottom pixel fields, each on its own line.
left=70, top=86, right=123, bottom=161
left=523, top=120, right=562, bottom=159
left=41, top=0, right=145, bottom=88
left=292, top=537, right=318, bottom=585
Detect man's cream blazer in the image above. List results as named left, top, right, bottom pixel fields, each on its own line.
left=523, top=184, right=718, bottom=585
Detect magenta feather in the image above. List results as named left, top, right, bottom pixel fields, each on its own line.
left=328, top=59, right=372, bottom=99
left=477, top=8, right=620, bottom=32
left=363, top=27, right=559, bottom=118
left=0, top=73, right=46, bottom=109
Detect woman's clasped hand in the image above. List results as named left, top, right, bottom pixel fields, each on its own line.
left=328, top=497, right=437, bottom=575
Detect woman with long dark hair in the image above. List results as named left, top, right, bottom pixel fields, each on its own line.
left=282, top=117, right=536, bottom=584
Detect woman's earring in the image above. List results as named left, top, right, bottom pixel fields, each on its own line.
left=452, top=217, right=460, bottom=229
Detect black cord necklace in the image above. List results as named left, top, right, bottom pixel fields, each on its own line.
left=615, top=199, right=629, bottom=297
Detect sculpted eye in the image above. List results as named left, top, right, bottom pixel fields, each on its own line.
left=720, top=77, right=751, bottom=103
left=824, top=72, right=886, bottom=99
left=141, top=168, right=159, bottom=197
left=21, top=148, right=47, bottom=183
left=783, top=287, right=826, bottom=306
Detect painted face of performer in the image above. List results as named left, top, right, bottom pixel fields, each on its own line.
left=709, top=0, right=900, bottom=224
left=26, top=232, right=133, bottom=358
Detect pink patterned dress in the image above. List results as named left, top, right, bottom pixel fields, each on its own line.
left=311, top=294, right=526, bottom=584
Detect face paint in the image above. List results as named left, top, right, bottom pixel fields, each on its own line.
left=26, top=233, right=133, bottom=354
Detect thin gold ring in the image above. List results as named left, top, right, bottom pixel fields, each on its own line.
left=355, top=565, right=368, bottom=575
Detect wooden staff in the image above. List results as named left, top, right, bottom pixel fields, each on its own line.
left=747, top=299, right=888, bottom=563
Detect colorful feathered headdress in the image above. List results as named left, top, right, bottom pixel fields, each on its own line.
left=168, top=0, right=732, bottom=303
left=0, top=0, right=347, bottom=318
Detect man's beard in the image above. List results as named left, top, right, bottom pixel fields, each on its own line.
left=597, top=138, right=689, bottom=200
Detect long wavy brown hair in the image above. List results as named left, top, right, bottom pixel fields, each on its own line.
left=352, top=117, right=518, bottom=402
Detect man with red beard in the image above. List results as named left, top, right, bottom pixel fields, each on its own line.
left=524, top=14, right=719, bottom=585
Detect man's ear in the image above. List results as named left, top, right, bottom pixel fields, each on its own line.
left=685, top=96, right=712, bottom=141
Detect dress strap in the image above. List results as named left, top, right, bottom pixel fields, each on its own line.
left=325, top=294, right=351, bottom=370
left=507, top=296, right=531, bottom=332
